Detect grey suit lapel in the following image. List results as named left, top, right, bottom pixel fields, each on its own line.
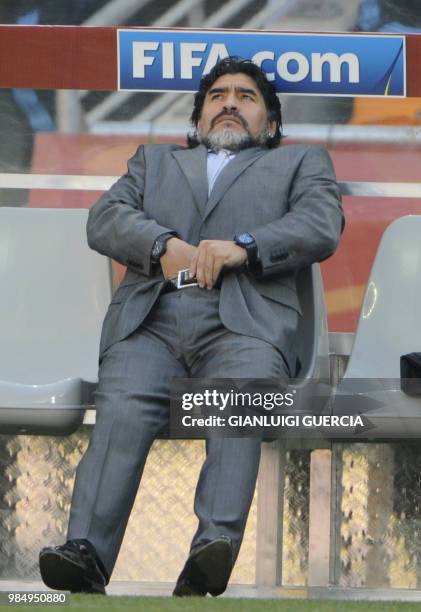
left=172, top=145, right=208, bottom=216
left=203, top=147, right=268, bottom=222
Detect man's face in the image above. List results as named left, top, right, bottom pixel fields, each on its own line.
left=197, top=72, right=275, bottom=150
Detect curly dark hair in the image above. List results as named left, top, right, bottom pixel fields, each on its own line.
left=187, top=56, right=282, bottom=149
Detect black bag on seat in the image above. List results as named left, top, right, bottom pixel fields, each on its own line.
left=400, top=353, right=421, bottom=396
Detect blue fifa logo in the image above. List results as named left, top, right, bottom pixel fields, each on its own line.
left=118, top=30, right=406, bottom=97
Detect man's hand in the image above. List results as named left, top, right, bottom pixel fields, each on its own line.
left=189, top=240, right=247, bottom=289
left=160, top=237, right=197, bottom=279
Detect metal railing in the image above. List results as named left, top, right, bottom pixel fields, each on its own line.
left=1, top=173, right=421, bottom=199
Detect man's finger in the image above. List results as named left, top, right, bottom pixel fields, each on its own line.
left=212, top=257, right=224, bottom=286
left=204, top=252, right=215, bottom=289
left=195, top=246, right=208, bottom=288
left=189, top=251, right=198, bottom=278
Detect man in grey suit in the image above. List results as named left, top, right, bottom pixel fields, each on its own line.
left=39, top=57, right=344, bottom=596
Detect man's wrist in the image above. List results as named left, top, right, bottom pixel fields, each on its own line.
left=151, top=232, right=178, bottom=263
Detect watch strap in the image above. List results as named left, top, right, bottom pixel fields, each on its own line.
left=151, top=231, right=177, bottom=262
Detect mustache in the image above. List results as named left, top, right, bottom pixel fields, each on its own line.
left=210, top=110, right=249, bottom=130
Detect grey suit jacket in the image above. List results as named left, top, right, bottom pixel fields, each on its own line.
left=87, top=143, right=344, bottom=373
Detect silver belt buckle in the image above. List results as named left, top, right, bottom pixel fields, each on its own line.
left=177, top=268, right=198, bottom=289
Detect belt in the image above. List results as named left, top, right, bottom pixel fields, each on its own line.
left=160, top=268, right=198, bottom=294
left=162, top=268, right=222, bottom=293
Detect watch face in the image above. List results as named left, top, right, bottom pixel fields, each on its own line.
left=238, top=233, right=254, bottom=245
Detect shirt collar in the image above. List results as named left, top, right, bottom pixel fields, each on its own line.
left=207, top=148, right=236, bottom=157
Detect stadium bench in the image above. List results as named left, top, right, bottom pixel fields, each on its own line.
left=0, top=205, right=335, bottom=589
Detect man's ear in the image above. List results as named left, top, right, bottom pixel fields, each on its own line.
left=268, top=119, right=276, bottom=136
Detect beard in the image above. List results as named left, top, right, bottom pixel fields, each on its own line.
left=196, top=125, right=271, bottom=152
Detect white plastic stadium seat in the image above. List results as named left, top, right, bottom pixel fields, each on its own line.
left=333, top=215, right=421, bottom=438
left=291, top=264, right=331, bottom=408
left=0, top=207, right=112, bottom=434
left=294, top=264, right=330, bottom=381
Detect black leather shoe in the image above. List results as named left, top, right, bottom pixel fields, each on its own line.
left=173, top=536, right=233, bottom=597
left=39, top=539, right=107, bottom=594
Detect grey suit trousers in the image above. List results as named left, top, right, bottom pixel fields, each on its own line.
left=67, top=286, right=294, bottom=578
